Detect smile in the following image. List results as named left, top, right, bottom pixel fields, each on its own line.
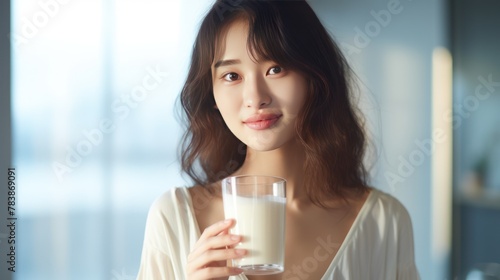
left=243, top=114, right=282, bottom=130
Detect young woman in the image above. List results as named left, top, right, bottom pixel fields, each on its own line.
left=137, top=0, right=420, bottom=279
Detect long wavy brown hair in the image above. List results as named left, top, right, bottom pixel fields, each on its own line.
left=179, top=0, right=368, bottom=207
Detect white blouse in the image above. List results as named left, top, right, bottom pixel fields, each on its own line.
left=137, top=187, right=420, bottom=280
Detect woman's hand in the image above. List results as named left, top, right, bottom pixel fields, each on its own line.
left=187, top=219, right=246, bottom=279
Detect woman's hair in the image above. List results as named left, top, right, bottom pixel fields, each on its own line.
left=179, top=0, right=368, bottom=207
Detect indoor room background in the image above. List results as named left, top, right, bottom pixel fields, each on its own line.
left=0, top=0, right=499, bottom=279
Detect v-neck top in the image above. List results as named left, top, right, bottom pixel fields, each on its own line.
left=137, top=187, right=420, bottom=280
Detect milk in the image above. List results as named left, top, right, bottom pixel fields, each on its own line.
left=223, top=194, right=286, bottom=272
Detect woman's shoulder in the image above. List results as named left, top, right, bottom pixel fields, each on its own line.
left=144, top=187, right=195, bottom=227
left=149, top=186, right=191, bottom=210
left=364, top=187, right=413, bottom=224
left=350, top=188, right=415, bottom=251
left=141, top=187, right=205, bottom=257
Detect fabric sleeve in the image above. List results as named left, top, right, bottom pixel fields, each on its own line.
left=395, top=202, right=421, bottom=280
left=136, top=191, right=185, bottom=280
left=136, top=245, right=175, bottom=280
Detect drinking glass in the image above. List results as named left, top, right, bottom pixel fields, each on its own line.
left=222, top=175, right=286, bottom=275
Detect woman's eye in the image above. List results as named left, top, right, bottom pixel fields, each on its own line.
left=268, top=66, right=283, bottom=75
left=222, top=72, right=240, bottom=82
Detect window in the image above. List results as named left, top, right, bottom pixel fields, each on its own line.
left=12, top=0, right=211, bottom=279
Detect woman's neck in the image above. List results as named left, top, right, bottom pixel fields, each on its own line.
left=232, top=139, right=308, bottom=202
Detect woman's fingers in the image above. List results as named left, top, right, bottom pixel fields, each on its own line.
left=186, top=219, right=247, bottom=279
left=197, top=219, right=234, bottom=244
left=189, top=246, right=247, bottom=271
left=188, top=233, right=242, bottom=263
left=190, top=219, right=234, bottom=257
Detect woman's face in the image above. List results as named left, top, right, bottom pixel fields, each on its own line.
left=212, top=20, right=308, bottom=152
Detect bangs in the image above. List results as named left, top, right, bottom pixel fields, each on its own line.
left=212, top=10, right=297, bottom=70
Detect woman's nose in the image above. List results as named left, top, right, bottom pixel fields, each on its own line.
left=243, top=77, right=272, bottom=108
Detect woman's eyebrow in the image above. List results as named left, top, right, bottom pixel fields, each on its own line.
left=213, top=59, right=241, bottom=69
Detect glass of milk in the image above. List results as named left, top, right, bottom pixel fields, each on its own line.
left=222, top=175, right=286, bottom=275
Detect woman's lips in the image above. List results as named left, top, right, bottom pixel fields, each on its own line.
left=243, top=114, right=282, bottom=130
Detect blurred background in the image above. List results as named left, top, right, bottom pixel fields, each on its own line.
left=0, top=0, right=499, bottom=279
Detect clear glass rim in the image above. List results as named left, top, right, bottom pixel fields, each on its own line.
left=222, top=175, right=286, bottom=184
